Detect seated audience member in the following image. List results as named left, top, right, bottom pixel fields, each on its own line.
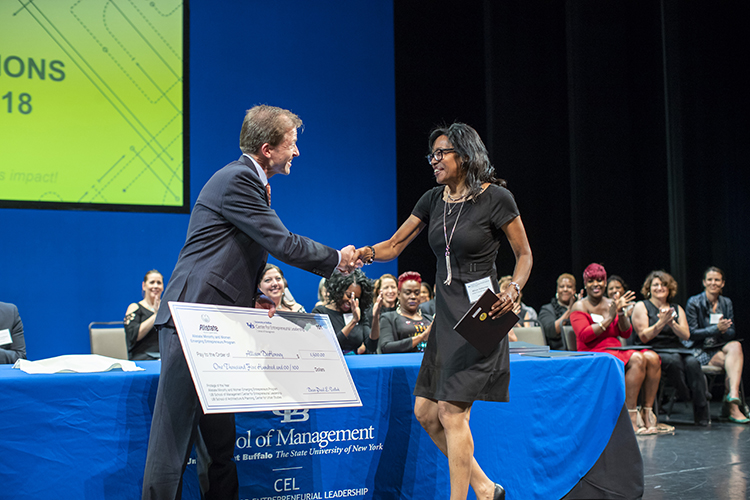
left=373, top=274, right=398, bottom=313
left=376, top=272, right=434, bottom=353
left=419, top=282, right=433, bottom=304
left=631, top=270, right=710, bottom=426
left=312, top=270, right=376, bottom=355
left=572, top=264, right=668, bottom=435
left=607, top=275, right=634, bottom=317
left=259, top=264, right=305, bottom=312
left=499, top=275, right=537, bottom=328
left=314, top=277, right=328, bottom=309
left=124, top=270, right=163, bottom=360
left=0, top=301, right=27, bottom=364
left=538, top=273, right=579, bottom=350
left=685, top=266, right=748, bottom=423
left=418, top=282, right=436, bottom=317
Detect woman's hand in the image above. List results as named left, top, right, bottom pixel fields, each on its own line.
left=350, top=292, right=361, bottom=324
left=657, top=306, right=675, bottom=327
left=490, top=289, right=516, bottom=319
left=615, top=290, right=635, bottom=315
left=153, top=296, right=161, bottom=313
left=372, top=291, right=383, bottom=317
left=717, top=317, right=732, bottom=333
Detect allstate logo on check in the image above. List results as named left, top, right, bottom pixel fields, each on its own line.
left=201, top=314, right=210, bottom=323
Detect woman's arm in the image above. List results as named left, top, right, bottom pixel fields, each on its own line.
left=124, top=303, right=156, bottom=343
left=632, top=301, right=673, bottom=343
left=490, top=216, right=533, bottom=318
left=671, top=305, right=691, bottom=340
left=359, top=215, right=426, bottom=263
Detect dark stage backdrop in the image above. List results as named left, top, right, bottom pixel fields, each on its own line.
left=0, top=0, right=396, bottom=360
left=395, top=1, right=749, bottom=384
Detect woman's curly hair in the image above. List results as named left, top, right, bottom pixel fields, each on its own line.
left=326, top=269, right=374, bottom=313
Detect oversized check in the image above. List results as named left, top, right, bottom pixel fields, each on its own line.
left=168, top=301, right=361, bottom=414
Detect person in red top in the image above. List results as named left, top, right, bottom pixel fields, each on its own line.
left=571, top=263, right=667, bottom=435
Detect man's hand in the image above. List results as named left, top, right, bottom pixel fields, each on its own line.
left=337, top=245, right=362, bottom=275
left=255, top=294, right=277, bottom=318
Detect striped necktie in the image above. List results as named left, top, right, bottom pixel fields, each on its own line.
left=264, top=183, right=271, bottom=207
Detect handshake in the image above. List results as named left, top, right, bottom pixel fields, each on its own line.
left=336, top=245, right=376, bottom=275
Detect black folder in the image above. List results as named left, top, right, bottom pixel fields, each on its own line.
left=453, top=288, right=519, bottom=356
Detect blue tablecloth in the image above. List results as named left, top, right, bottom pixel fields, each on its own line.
left=0, top=352, right=625, bottom=500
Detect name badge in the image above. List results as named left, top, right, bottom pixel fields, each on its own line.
left=590, top=313, right=604, bottom=324
left=465, top=277, right=495, bottom=304
left=0, top=328, right=12, bottom=345
left=709, top=313, right=722, bottom=325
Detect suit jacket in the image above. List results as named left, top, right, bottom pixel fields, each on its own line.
left=0, top=301, right=27, bottom=364
left=156, top=155, right=339, bottom=326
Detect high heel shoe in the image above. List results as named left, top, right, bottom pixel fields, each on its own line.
left=493, top=483, right=505, bottom=500
left=629, top=407, right=655, bottom=435
left=643, top=407, right=674, bottom=434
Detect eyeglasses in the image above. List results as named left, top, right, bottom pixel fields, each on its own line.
left=426, top=148, right=456, bottom=164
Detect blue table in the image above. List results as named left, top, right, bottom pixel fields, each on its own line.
left=0, top=352, right=634, bottom=500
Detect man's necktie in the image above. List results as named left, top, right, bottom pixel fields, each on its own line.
left=265, top=183, right=271, bottom=207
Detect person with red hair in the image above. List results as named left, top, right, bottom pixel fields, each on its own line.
left=571, top=264, right=668, bottom=435
left=374, top=271, right=434, bottom=353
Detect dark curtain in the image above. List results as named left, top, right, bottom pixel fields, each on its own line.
left=395, top=0, right=749, bottom=388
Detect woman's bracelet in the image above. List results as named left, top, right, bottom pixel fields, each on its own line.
left=509, top=281, right=521, bottom=299
left=363, top=245, right=376, bottom=265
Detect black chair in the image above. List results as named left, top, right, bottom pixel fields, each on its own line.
left=561, top=325, right=577, bottom=351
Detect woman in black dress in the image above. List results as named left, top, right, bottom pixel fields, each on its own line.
left=123, top=269, right=163, bottom=360
left=358, top=123, right=532, bottom=500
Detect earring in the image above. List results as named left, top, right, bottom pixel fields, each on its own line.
left=555, top=292, right=559, bottom=300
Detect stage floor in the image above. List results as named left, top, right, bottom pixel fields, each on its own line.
left=640, top=400, right=750, bottom=500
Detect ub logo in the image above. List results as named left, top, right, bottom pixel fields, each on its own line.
left=201, top=314, right=210, bottom=323
left=273, top=409, right=310, bottom=423
left=246, top=322, right=255, bottom=329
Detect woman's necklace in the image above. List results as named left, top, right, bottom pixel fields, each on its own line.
left=397, top=305, right=422, bottom=320
left=445, top=188, right=468, bottom=215
left=443, top=197, right=465, bottom=286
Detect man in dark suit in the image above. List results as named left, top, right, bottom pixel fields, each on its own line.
left=142, top=105, right=360, bottom=499
left=0, top=301, right=27, bottom=364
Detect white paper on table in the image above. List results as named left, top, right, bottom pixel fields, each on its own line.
left=169, top=301, right=362, bottom=414
left=13, top=354, right=145, bottom=374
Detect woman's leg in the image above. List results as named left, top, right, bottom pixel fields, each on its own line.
left=641, top=350, right=665, bottom=431
left=711, top=342, right=746, bottom=419
left=414, top=397, right=496, bottom=500
left=642, top=350, right=662, bottom=406
left=625, top=352, right=646, bottom=431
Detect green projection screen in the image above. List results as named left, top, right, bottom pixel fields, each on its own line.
left=0, top=0, right=187, bottom=212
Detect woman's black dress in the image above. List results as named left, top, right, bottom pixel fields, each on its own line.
left=411, top=185, right=519, bottom=403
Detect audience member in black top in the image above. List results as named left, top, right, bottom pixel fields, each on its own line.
left=419, top=282, right=436, bottom=317
left=632, top=270, right=710, bottom=425
left=259, top=264, right=305, bottom=312
left=376, top=272, right=434, bottom=353
left=311, top=270, right=376, bottom=354
left=538, top=273, right=579, bottom=350
left=685, top=266, right=748, bottom=423
left=123, top=270, right=163, bottom=360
